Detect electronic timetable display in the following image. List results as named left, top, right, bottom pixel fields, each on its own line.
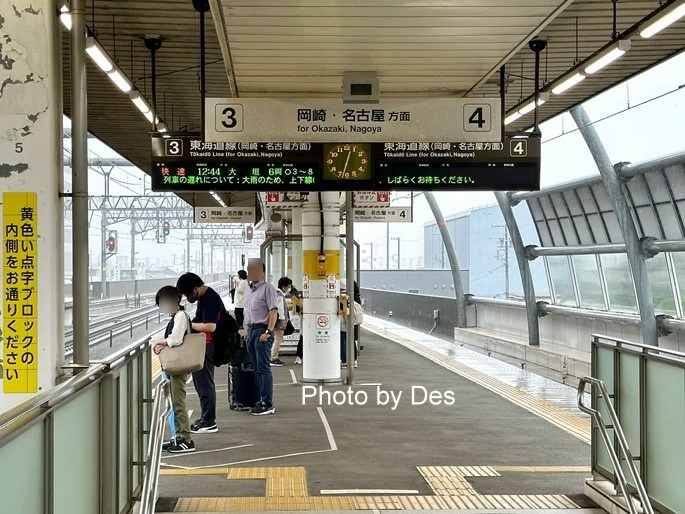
left=151, top=136, right=540, bottom=192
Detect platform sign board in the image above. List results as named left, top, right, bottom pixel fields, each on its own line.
left=3, top=192, right=39, bottom=393
left=205, top=98, right=501, bottom=143
left=151, top=136, right=540, bottom=192
left=353, top=191, right=390, bottom=207
left=353, top=206, right=413, bottom=223
left=194, top=207, right=255, bottom=224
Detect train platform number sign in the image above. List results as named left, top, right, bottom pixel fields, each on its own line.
left=151, top=136, right=540, bottom=192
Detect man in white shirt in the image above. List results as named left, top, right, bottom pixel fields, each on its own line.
left=234, top=269, right=248, bottom=328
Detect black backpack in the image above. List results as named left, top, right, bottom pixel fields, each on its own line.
left=211, top=309, right=242, bottom=367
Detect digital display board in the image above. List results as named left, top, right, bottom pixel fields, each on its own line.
left=151, top=136, right=540, bottom=192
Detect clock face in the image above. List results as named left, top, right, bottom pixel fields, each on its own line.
left=323, top=143, right=371, bottom=180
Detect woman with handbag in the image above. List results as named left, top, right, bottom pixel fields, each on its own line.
left=270, top=277, right=293, bottom=367
left=152, top=286, right=197, bottom=454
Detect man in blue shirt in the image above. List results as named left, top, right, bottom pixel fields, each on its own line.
left=243, top=259, right=278, bottom=415
left=176, top=272, right=226, bottom=433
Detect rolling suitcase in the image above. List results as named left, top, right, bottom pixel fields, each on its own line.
left=228, top=363, right=259, bottom=411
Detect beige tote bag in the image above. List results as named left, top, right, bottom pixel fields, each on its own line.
left=158, top=312, right=206, bottom=375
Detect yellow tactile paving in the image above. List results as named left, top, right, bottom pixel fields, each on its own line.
left=171, top=465, right=584, bottom=511
left=364, top=324, right=592, bottom=444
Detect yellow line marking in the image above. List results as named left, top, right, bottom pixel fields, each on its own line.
left=363, top=323, right=592, bottom=444
left=170, top=465, right=584, bottom=511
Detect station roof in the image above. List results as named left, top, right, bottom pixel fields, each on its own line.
left=62, top=1, right=685, bottom=209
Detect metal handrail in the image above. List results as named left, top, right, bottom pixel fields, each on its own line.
left=140, top=379, right=172, bottom=514
left=578, top=376, right=654, bottom=514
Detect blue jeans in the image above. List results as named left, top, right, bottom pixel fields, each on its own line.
left=246, top=327, right=274, bottom=407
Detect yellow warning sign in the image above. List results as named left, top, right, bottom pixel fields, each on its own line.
left=3, top=192, right=38, bottom=393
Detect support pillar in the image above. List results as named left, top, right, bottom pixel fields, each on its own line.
left=301, top=192, right=342, bottom=383
left=425, top=192, right=467, bottom=328
left=0, top=0, right=65, bottom=411
left=571, top=106, right=658, bottom=346
left=290, top=209, right=303, bottom=288
left=495, top=192, right=540, bottom=345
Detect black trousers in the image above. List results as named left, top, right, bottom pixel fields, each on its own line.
left=234, top=308, right=244, bottom=328
left=192, top=341, right=216, bottom=425
left=296, top=334, right=303, bottom=358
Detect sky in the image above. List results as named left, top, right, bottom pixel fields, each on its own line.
left=64, top=48, right=685, bottom=272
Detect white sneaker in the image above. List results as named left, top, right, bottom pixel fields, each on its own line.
left=294, top=357, right=302, bottom=364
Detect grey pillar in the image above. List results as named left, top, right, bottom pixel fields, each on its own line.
left=70, top=0, right=90, bottom=369
left=424, top=192, right=466, bottom=328
left=345, top=192, right=355, bottom=384
left=570, top=105, right=658, bottom=346
left=495, top=192, right=540, bottom=345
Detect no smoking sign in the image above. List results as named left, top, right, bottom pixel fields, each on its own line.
left=316, top=315, right=330, bottom=329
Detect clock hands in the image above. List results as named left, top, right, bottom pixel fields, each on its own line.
left=343, top=149, right=352, bottom=174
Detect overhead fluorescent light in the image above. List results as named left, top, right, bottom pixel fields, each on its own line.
left=517, top=92, right=550, bottom=115
left=640, top=0, right=685, bottom=38
left=584, top=39, right=631, bottom=75
left=157, top=123, right=168, bottom=133
left=504, top=111, right=523, bottom=126
left=107, top=69, right=132, bottom=93
left=551, top=72, right=586, bottom=95
left=129, top=91, right=151, bottom=114
left=60, top=5, right=72, bottom=30
left=143, top=110, right=155, bottom=124
left=85, top=37, right=114, bottom=73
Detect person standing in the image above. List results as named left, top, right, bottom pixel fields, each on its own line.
left=176, top=272, right=225, bottom=433
left=243, top=259, right=278, bottom=415
left=270, top=276, right=293, bottom=367
left=152, top=286, right=196, bottom=453
left=234, top=270, right=248, bottom=328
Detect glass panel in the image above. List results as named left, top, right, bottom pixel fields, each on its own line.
left=671, top=252, right=685, bottom=317
left=595, top=346, right=615, bottom=475
left=119, top=368, right=130, bottom=509
left=546, top=256, right=576, bottom=306
left=600, top=254, right=638, bottom=313
left=572, top=255, right=605, bottom=310
left=54, top=386, right=101, bottom=514
left=645, top=360, right=685, bottom=513
left=265, top=240, right=287, bottom=284
left=0, top=422, right=44, bottom=514
left=645, top=253, right=677, bottom=315
left=618, top=353, right=641, bottom=487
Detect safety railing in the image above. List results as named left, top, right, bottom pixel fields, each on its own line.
left=588, top=334, right=685, bottom=514
left=0, top=335, right=153, bottom=514
left=578, top=376, right=653, bottom=514
left=140, top=379, right=172, bottom=514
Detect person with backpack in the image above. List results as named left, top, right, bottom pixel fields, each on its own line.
left=270, top=277, right=293, bottom=367
left=152, top=286, right=196, bottom=453
left=176, top=272, right=226, bottom=434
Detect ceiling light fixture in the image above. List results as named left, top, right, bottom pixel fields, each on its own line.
left=59, top=5, right=72, bottom=30
left=129, top=91, right=152, bottom=115
left=551, top=72, right=586, bottom=95
left=504, top=111, right=523, bottom=126
left=85, top=36, right=114, bottom=73
left=107, top=69, right=132, bottom=93
left=584, top=39, right=631, bottom=74
left=640, top=0, right=685, bottom=38
left=517, top=92, right=550, bottom=115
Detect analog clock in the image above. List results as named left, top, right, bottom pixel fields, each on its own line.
left=323, top=143, right=371, bottom=180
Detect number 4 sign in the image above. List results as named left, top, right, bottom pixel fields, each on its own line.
left=463, top=104, right=491, bottom=132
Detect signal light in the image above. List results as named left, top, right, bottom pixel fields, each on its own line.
left=162, top=221, right=170, bottom=236
left=106, top=231, right=117, bottom=253
left=245, top=226, right=253, bottom=241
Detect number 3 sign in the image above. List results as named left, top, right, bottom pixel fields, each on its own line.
left=214, top=104, right=244, bottom=132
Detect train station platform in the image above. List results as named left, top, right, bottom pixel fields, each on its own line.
left=153, top=316, right=599, bottom=513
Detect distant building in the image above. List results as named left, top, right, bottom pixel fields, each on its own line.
left=423, top=203, right=549, bottom=299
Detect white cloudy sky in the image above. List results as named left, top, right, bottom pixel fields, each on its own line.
left=66, top=49, right=685, bottom=271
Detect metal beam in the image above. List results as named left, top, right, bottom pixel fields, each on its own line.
left=527, top=240, right=685, bottom=259
left=495, top=192, right=540, bottom=345
left=424, top=192, right=467, bottom=328
left=63, top=156, right=134, bottom=167
left=616, top=150, right=685, bottom=180
left=571, top=105, right=658, bottom=346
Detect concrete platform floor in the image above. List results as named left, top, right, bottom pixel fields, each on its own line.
left=156, top=327, right=595, bottom=512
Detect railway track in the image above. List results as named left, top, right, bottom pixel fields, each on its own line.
left=64, top=283, right=230, bottom=357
